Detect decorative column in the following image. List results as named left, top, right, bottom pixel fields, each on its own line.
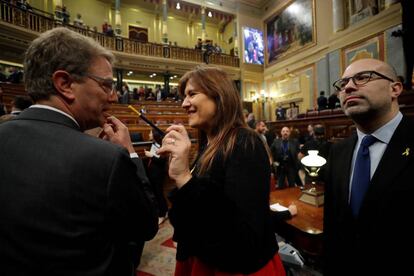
left=332, top=0, right=345, bottom=32
left=114, top=0, right=122, bottom=36
left=187, top=21, right=193, bottom=48
left=154, top=13, right=161, bottom=43
left=201, top=6, right=206, bottom=43
left=233, top=18, right=238, bottom=56
left=162, top=0, right=168, bottom=44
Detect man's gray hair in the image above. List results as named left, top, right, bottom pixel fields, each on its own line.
left=24, top=27, right=115, bottom=101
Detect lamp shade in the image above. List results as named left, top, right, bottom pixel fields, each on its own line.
left=301, top=150, right=326, bottom=167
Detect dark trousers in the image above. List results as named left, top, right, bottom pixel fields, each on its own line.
left=277, top=166, right=297, bottom=188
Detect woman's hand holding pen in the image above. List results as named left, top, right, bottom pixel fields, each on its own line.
left=157, top=124, right=192, bottom=188
left=100, top=116, right=135, bottom=154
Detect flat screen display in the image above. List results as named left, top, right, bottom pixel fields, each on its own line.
left=243, top=27, right=264, bottom=65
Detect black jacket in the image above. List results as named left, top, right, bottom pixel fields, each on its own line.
left=324, top=117, right=414, bottom=275
left=0, top=108, right=158, bottom=276
left=169, top=128, right=278, bottom=273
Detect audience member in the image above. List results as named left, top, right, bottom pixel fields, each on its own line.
left=102, top=20, right=108, bottom=33
left=106, top=24, right=114, bottom=36
left=73, top=13, right=84, bottom=28
left=121, top=84, right=130, bottom=104
left=9, top=95, right=32, bottom=115
left=61, top=5, right=70, bottom=24
left=327, top=90, right=340, bottom=109
left=324, top=58, right=414, bottom=275
left=286, top=102, right=298, bottom=119
left=6, top=67, right=23, bottom=83
left=275, top=104, right=286, bottom=120
left=132, top=87, right=139, bottom=100
left=246, top=112, right=256, bottom=129
left=158, top=66, right=286, bottom=275
left=203, top=41, right=214, bottom=64
left=299, top=124, right=314, bottom=145
left=138, top=86, right=145, bottom=100
left=0, top=96, right=33, bottom=123
left=195, top=38, right=202, bottom=50
left=145, top=88, right=155, bottom=100
left=17, top=0, right=32, bottom=11
left=214, top=43, right=222, bottom=54
left=0, top=27, right=158, bottom=275
left=317, top=90, right=328, bottom=110
left=271, top=126, right=300, bottom=188
left=255, top=120, right=267, bottom=144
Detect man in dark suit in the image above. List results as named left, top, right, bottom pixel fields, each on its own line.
left=0, top=27, right=158, bottom=276
left=317, top=91, right=328, bottom=110
left=271, top=126, right=300, bottom=188
left=324, top=58, right=414, bottom=275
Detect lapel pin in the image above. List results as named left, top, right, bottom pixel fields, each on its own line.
left=402, top=147, right=410, bottom=156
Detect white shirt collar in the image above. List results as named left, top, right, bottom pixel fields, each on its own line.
left=356, top=111, right=403, bottom=144
left=29, top=104, right=79, bottom=127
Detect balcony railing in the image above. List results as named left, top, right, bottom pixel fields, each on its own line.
left=0, top=0, right=240, bottom=68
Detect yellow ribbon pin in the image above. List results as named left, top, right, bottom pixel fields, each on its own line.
left=402, top=148, right=410, bottom=156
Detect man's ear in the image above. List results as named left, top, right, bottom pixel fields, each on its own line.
left=390, top=81, right=403, bottom=99
left=52, top=70, right=76, bottom=101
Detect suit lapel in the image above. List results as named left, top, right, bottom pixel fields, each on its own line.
left=368, top=117, right=414, bottom=195
left=335, top=135, right=357, bottom=208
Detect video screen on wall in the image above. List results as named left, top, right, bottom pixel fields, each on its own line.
left=243, top=27, right=264, bottom=65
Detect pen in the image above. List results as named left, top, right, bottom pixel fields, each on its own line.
left=128, top=105, right=166, bottom=138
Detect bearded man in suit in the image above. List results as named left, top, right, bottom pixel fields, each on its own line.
left=270, top=126, right=300, bottom=188
left=0, top=27, right=158, bottom=275
left=324, top=58, right=414, bottom=275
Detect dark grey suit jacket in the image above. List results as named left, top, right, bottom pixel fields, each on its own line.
left=270, top=138, right=299, bottom=168
left=0, top=108, right=158, bottom=276
left=324, top=116, right=414, bottom=275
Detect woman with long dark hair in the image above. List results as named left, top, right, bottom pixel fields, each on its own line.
left=158, top=66, right=285, bottom=276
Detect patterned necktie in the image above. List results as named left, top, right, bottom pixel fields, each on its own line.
left=350, top=135, right=378, bottom=217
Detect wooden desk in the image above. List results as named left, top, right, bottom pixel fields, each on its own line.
left=270, top=186, right=323, bottom=257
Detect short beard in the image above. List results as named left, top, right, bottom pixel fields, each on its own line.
left=347, top=104, right=389, bottom=126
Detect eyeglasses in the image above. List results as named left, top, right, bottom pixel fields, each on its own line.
left=332, top=70, right=395, bottom=92
left=86, top=74, right=116, bottom=95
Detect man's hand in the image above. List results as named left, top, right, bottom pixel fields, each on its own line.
left=101, top=116, right=135, bottom=153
